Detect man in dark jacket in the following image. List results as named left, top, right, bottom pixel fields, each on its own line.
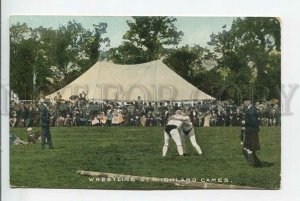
left=39, top=99, right=54, bottom=149
left=242, top=97, right=261, bottom=167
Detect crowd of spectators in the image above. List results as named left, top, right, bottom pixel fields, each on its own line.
left=10, top=93, right=281, bottom=128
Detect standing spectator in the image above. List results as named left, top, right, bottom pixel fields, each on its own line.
left=203, top=112, right=211, bottom=127
left=39, top=99, right=54, bottom=149
left=28, top=105, right=35, bottom=127
left=106, top=109, right=112, bottom=126
left=54, top=92, right=61, bottom=102
left=33, top=106, right=40, bottom=127
left=23, top=104, right=30, bottom=127
left=10, top=110, right=17, bottom=127
left=242, top=97, right=261, bottom=167
left=197, top=112, right=204, bottom=127
left=154, top=111, right=162, bottom=127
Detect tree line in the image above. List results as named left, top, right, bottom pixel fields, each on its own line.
left=10, top=17, right=280, bottom=102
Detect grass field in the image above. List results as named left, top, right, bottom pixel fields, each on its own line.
left=10, top=126, right=281, bottom=190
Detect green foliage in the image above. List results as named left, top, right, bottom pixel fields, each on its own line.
left=164, top=45, right=221, bottom=97
left=10, top=126, right=280, bottom=189
left=109, top=17, right=183, bottom=64
left=192, top=69, right=224, bottom=99
left=10, top=23, right=52, bottom=99
left=208, top=17, right=281, bottom=101
left=164, top=46, right=199, bottom=80
left=10, top=21, right=110, bottom=99
left=10, top=17, right=281, bottom=102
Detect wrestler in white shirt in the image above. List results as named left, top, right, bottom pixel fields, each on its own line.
left=162, top=111, right=190, bottom=157
left=180, top=122, right=202, bottom=155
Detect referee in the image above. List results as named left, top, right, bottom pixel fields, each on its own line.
left=241, top=97, right=262, bottom=167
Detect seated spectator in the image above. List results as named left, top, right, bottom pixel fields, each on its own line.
left=57, top=116, right=65, bottom=126
left=27, top=127, right=41, bottom=144
left=100, top=112, right=107, bottom=126
left=146, top=112, right=154, bottom=126
left=111, top=110, right=119, bottom=125
left=64, top=114, right=72, bottom=127
left=117, top=111, right=124, bottom=126
left=140, top=115, right=146, bottom=126
left=9, top=99, right=281, bottom=128
left=92, top=116, right=100, bottom=126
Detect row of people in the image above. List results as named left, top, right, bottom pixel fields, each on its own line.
left=9, top=99, right=281, bottom=128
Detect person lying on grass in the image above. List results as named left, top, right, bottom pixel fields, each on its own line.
left=10, top=134, right=28, bottom=145
left=27, top=127, right=41, bottom=144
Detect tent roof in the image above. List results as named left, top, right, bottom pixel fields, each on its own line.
left=47, top=60, right=214, bottom=101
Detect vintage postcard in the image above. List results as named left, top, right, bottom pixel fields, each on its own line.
left=9, top=16, right=281, bottom=190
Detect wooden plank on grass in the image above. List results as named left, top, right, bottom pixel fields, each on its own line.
left=76, top=170, right=263, bottom=189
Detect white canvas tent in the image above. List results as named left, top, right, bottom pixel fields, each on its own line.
left=46, top=60, right=214, bottom=101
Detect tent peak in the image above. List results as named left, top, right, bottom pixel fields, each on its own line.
left=97, top=60, right=164, bottom=66
left=46, top=59, right=214, bottom=101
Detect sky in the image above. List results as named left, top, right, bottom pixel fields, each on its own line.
left=10, top=16, right=235, bottom=49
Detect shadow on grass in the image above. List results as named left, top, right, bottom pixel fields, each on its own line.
left=261, top=161, right=275, bottom=167
left=253, top=161, right=275, bottom=168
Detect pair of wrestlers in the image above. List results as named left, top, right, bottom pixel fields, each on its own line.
left=163, top=110, right=202, bottom=157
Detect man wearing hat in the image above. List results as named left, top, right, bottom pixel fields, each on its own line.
left=39, top=98, right=54, bottom=149
left=242, top=96, right=262, bottom=167
left=27, top=127, right=41, bottom=144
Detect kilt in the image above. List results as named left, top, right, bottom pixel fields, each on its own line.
left=244, top=131, right=260, bottom=151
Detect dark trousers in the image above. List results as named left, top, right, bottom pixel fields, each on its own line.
left=41, top=126, right=54, bottom=149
